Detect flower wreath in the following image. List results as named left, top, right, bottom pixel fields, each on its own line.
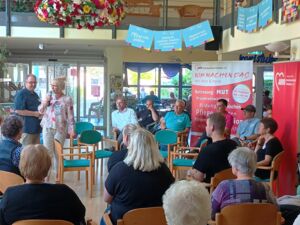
left=34, top=0, right=126, bottom=30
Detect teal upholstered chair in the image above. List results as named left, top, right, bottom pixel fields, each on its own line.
left=155, top=129, right=178, bottom=165
left=70, top=122, right=94, bottom=147
left=54, top=139, right=93, bottom=197
left=78, top=130, right=113, bottom=176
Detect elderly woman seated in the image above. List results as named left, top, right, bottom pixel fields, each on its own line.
left=163, top=180, right=211, bottom=225
left=104, top=127, right=175, bottom=225
left=0, top=144, right=86, bottom=225
left=0, top=115, right=23, bottom=175
left=211, top=147, right=277, bottom=220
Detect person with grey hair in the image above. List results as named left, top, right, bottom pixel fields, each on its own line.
left=14, top=74, right=42, bottom=145
left=38, top=76, right=76, bottom=181
left=163, top=180, right=211, bottom=225
left=103, top=128, right=174, bottom=225
left=211, top=147, right=277, bottom=220
left=0, top=115, right=23, bottom=175
left=107, top=123, right=139, bottom=172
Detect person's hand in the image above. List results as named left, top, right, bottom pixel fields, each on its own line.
left=256, top=136, right=265, bottom=147
left=34, top=111, right=42, bottom=118
left=113, top=127, right=119, bottom=133
left=69, top=131, right=77, bottom=139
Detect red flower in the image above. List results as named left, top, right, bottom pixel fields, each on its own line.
left=86, top=23, right=95, bottom=30
left=57, top=19, right=65, bottom=26
left=107, top=0, right=116, bottom=4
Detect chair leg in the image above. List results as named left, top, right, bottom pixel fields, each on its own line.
left=78, top=171, right=81, bottom=181
left=86, top=170, right=88, bottom=190
left=61, top=169, right=64, bottom=184
left=90, top=169, right=93, bottom=198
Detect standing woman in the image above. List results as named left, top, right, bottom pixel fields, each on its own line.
left=39, top=77, right=76, bottom=180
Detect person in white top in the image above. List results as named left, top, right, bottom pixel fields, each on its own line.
left=111, top=97, right=138, bottom=146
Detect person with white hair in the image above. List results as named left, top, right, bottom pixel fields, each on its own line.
left=163, top=180, right=211, bottom=225
left=103, top=128, right=174, bottom=225
left=211, top=147, right=277, bottom=219
left=38, top=76, right=76, bottom=181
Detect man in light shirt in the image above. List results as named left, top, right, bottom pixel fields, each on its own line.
left=111, top=97, right=138, bottom=145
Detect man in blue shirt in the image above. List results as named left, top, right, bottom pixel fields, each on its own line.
left=14, top=74, right=42, bottom=145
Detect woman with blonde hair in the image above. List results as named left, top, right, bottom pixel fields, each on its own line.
left=103, top=127, right=174, bottom=225
left=39, top=76, right=76, bottom=180
left=0, top=144, right=85, bottom=225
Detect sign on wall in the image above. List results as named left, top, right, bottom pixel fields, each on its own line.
left=191, top=61, right=253, bottom=146
left=258, top=0, right=273, bottom=28
left=237, top=7, right=247, bottom=31
left=126, top=24, right=154, bottom=51
left=154, top=30, right=182, bottom=52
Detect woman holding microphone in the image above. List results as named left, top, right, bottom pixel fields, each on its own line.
left=39, top=76, right=76, bottom=181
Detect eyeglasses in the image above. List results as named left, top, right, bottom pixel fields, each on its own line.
left=26, top=81, right=37, bottom=84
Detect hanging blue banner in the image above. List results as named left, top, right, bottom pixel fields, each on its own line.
left=258, top=0, right=273, bottom=28
left=125, top=24, right=154, bottom=51
left=182, top=20, right=214, bottom=48
left=237, top=7, right=247, bottom=31
left=154, top=30, right=182, bottom=52
left=245, top=5, right=258, bottom=32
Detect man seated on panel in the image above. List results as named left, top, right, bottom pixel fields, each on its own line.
left=188, top=112, right=237, bottom=183
left=111, top=97, right=138, bottom=146
left=136, top=99, right=159, bottom=131
left=233, top=104, right=260, bottom=146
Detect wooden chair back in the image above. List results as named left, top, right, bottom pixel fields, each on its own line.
left=215, top=203, right=281, bottom=225
left=0, top=170, right=24, bottom=193
left=117, top=207, right=167, bottom=225
left=178, top=5, right=205, bottom=18
left=210, top=168, right=235, bottom=193
left=13, top=220, right=74, bottom=225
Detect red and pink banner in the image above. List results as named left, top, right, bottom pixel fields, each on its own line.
left=191, top=61, right=253, bottom=146
left=273, top=61, right=300, bottom=196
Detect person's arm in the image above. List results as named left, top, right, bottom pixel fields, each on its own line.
left=15, top=110, right=40, bottom=118
left=129, top=109, right=138, bottom=125
left=66, top=97, right=76, bottom=138
left=104, top=187, right=113, bottom=204
left=149, top=107, right=159, bottom=122
left=257, top=154, right=272, bottom=166
left=11, top=147, right=22, bottom=168
left=160, top=117, right=166, bottom=130
left=189, top=168, right=205, bottom=182
left=224, top=114, right=234, bottom=137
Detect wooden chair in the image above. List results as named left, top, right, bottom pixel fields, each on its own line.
left=170, top=146, right=200, bottom=179
left=54, top=139, right=93, bottom=198
left=13, top=220, right=73, bottom=225
left=213, top=203, right=281, bottom=225
left=70, top=121, right=94, bottom=147
left=155, top=129, right=179, bottom=165
left=257, top=151, right=284, bottom=196
left=209, top=168, right=235, bottom=193
left=78, top=130, right=113, bottom=176
left=0, top=170, right=24, bottom=194
left=116, top=207, right=167, bottom=225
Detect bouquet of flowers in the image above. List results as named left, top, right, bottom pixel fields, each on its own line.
left=34, top=0, right=126, bottom=30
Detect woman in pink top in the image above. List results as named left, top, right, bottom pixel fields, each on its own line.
left=39, top=77, right=76, bottom=181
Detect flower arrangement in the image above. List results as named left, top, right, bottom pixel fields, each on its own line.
left=34, top=0, right=126, bottom=30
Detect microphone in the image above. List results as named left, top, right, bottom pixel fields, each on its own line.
left=47, top=91, right=53, bottom=106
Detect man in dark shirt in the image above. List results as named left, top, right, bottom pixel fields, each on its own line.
left=189, top=112, right=237, bottom=183
left=137, top=99, right=159, bottom=130
left=14, top=74, right=42, bottom=145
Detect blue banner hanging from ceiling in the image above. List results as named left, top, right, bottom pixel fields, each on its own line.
left=126, top=24, right=154, bottom=51
left=154, top=30, right=182, bottom=52
left=258, top=0, right=273, bottom=28
left=237, top=7, right=247, bottom=31
left=182, top=20, right=214, bottom=48
left=245, top=5, right=258, bottom=32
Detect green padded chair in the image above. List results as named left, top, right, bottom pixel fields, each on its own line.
left=79, top=130, right=113, bottom=176
left=71, top=122, right=94, bottom=147
left=155, top=129, right=178, bottom=165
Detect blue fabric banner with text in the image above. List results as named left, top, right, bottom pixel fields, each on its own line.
left=245, top=5, right=258, bottom=32
left=154, top=30, right=182, bottom=52
left=126, top=24, right=154, bottom=51
left=258, top=0, right=273, bottom=28
left=237, top=7, right=247, bottom=31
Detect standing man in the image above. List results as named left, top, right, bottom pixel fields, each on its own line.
left=14, top=74, right=42, bottom=145
left=188, top=112, right=237, bottom=183
left=216, top=99, right=233, bottom=138
left=112, top=97, right=138, bottom=145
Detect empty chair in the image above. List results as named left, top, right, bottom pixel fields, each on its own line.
left=0, top=170, right=24, bottom=194
left=209, top=168, right=235, bottom=193
left=70, top=122, right=94, bottom=147
left=155, top=129, right=178, bottom=163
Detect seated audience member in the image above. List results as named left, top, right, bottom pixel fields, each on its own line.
left=111, top=96, right=138, bottom=145
left=104, top=128, right=175, bottom=225
left=293, top=214, right=300, bottom=225
left=169, top=92, right=177, bottom=106
left=160, top=100, right=191, bottom=133
left=233, top=104, right=260, bottom=146
left=0, top=144, right=86, bottom=225
left=136, top=99, right=159, bottom=130
left=195, top=99, right=233, bottom=147
left=107, top=124, right=139, bottom=172
left=211, top=147, right=277, bottom=219
left=0, top=115, right=23, bottom=175
left=263, top=105, right=272, bottom=118
left=263, top=90, right=272, bottom=110
left=163, top=180, right=211, bottom=225
left=188, top=113, right=237, bottom=183
left=255, top=118, right=283, bottom=179
left=142, top=90, right=160, bottom=104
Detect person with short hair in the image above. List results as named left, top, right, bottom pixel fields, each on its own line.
left=163, top=180, right=211, bottom=225
left=0, top=115, right=23, bottom=175
left=216, top=99, right=234, bottom=138
left=111, top=96, right=138, bottom=145
left=189, top=112, right=237, bottom=183
left=14, top=74, right=42, bottom=145
left=211, top=147, right=277, bottom=219
left=0, top=144, right=86, bottom=225
left=137, top=99, right=159, bottom=130
left=104, top=128, right=174, bottom=225
left=107, top=123, right=139, bottom=172
left=255, top=118, right=283, bottom=179
left=38, top=76, right=76, bottom=180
